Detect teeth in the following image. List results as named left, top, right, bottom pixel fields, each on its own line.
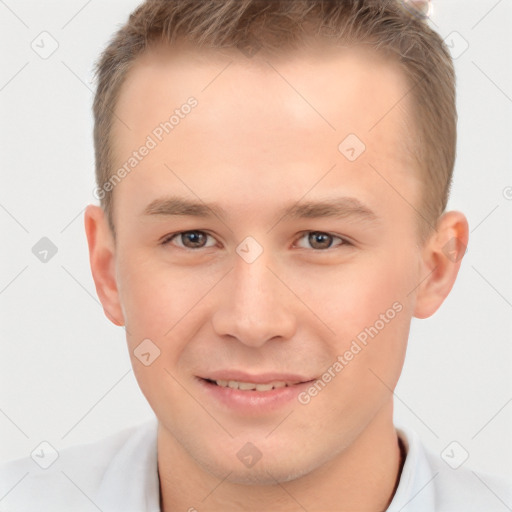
left=255, top=383, right=273, bottom=391
left=214, top=380, right=289, bottom=391
left=238, top=382, right=257, bottom=390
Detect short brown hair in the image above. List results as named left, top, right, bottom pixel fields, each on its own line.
left=93, top=0, right=455, bottom=241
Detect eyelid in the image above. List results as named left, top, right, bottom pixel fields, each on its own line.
left=293, top=231, right=353, bottom=250
left=160, top=230, right=218, bottom=249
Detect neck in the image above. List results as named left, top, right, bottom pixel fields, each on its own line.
left=158, top=401, right=404, bottom=512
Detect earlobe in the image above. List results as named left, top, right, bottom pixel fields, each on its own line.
left=413, top=211, right=469, bottom=319
left=84, top=205, right=125, bottom=326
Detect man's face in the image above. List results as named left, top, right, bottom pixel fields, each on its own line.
left=108, top=42, right=425, bottom=483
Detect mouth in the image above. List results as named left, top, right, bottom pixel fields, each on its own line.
left=202, top=378, right=298, bottom=392
left=196, top=372, right=316, bottom=413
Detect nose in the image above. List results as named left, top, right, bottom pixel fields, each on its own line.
left=211, top=251, right=297, bottom=348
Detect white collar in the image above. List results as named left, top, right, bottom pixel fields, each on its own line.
left=386, top=425, right=436, bottom=511
left=96, top=419, right=160, bottom=512
left=95, top=420, right=434, bottom=512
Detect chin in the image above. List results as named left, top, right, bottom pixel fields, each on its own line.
left=200, top=451, right=320, bottom=486
left=233, top=466, right=314, bottom=486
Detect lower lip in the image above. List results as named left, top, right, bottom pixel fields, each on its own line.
left=197, top=378, right=315, bottom=414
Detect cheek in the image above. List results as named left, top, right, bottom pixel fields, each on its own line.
left=116, top=253, right=226, bottom=358
left=289, top=245, right=418, bottom=402
left=293, top=246, right=417, bottom=337
left=326, top=248, right=417, bottom=392
left=119, top=264, right=174, bottom=334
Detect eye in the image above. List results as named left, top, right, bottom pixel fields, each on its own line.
left=294, top=231, right=349, bottom=250
left=162, top=230, right=217, bottom=249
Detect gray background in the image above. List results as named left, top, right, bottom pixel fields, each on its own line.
left=1, top=0, right=511, bottom=480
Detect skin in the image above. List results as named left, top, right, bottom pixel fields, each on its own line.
left=85, top=40, right=468, bottom=511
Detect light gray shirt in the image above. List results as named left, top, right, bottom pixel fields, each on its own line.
left=1, top=418, right=510, bottom=511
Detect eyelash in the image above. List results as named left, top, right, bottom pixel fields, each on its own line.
left=160, top=230, right=352, bottom=251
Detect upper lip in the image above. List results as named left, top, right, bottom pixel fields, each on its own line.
left=198, top=370, right=315, bottom=385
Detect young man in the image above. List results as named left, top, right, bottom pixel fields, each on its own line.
left=1, top=0, right=510, bottom=510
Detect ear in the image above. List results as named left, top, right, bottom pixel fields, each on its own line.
left=413, top=210, right=469, bottom=319
left=84, top=205, right=125, bottom=326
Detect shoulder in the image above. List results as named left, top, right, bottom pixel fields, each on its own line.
left=395, top=426, right=512, bottom=512
left=423, top=446, right=512, bottom=511
left=0, top=419, right=157, bottom=512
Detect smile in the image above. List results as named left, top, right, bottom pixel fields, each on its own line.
left=208, top=379, right=292, bottom=391
left=196, top=373, right=317, bottom=414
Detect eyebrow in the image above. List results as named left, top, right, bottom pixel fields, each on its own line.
left=142, top=195, right=379, bottom=224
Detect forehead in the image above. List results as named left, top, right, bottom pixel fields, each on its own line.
left=114, top=41, right=413, bottom=140
left=110, top=41, right=419, bottom=222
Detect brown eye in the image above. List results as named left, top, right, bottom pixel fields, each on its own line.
left=308, top=232, right=334, bottom=249
left=295, top=231, right=347, bottom=250
left=164, top=230, right=216, bottom=249
left=181, top=231, right=207, bottom=248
